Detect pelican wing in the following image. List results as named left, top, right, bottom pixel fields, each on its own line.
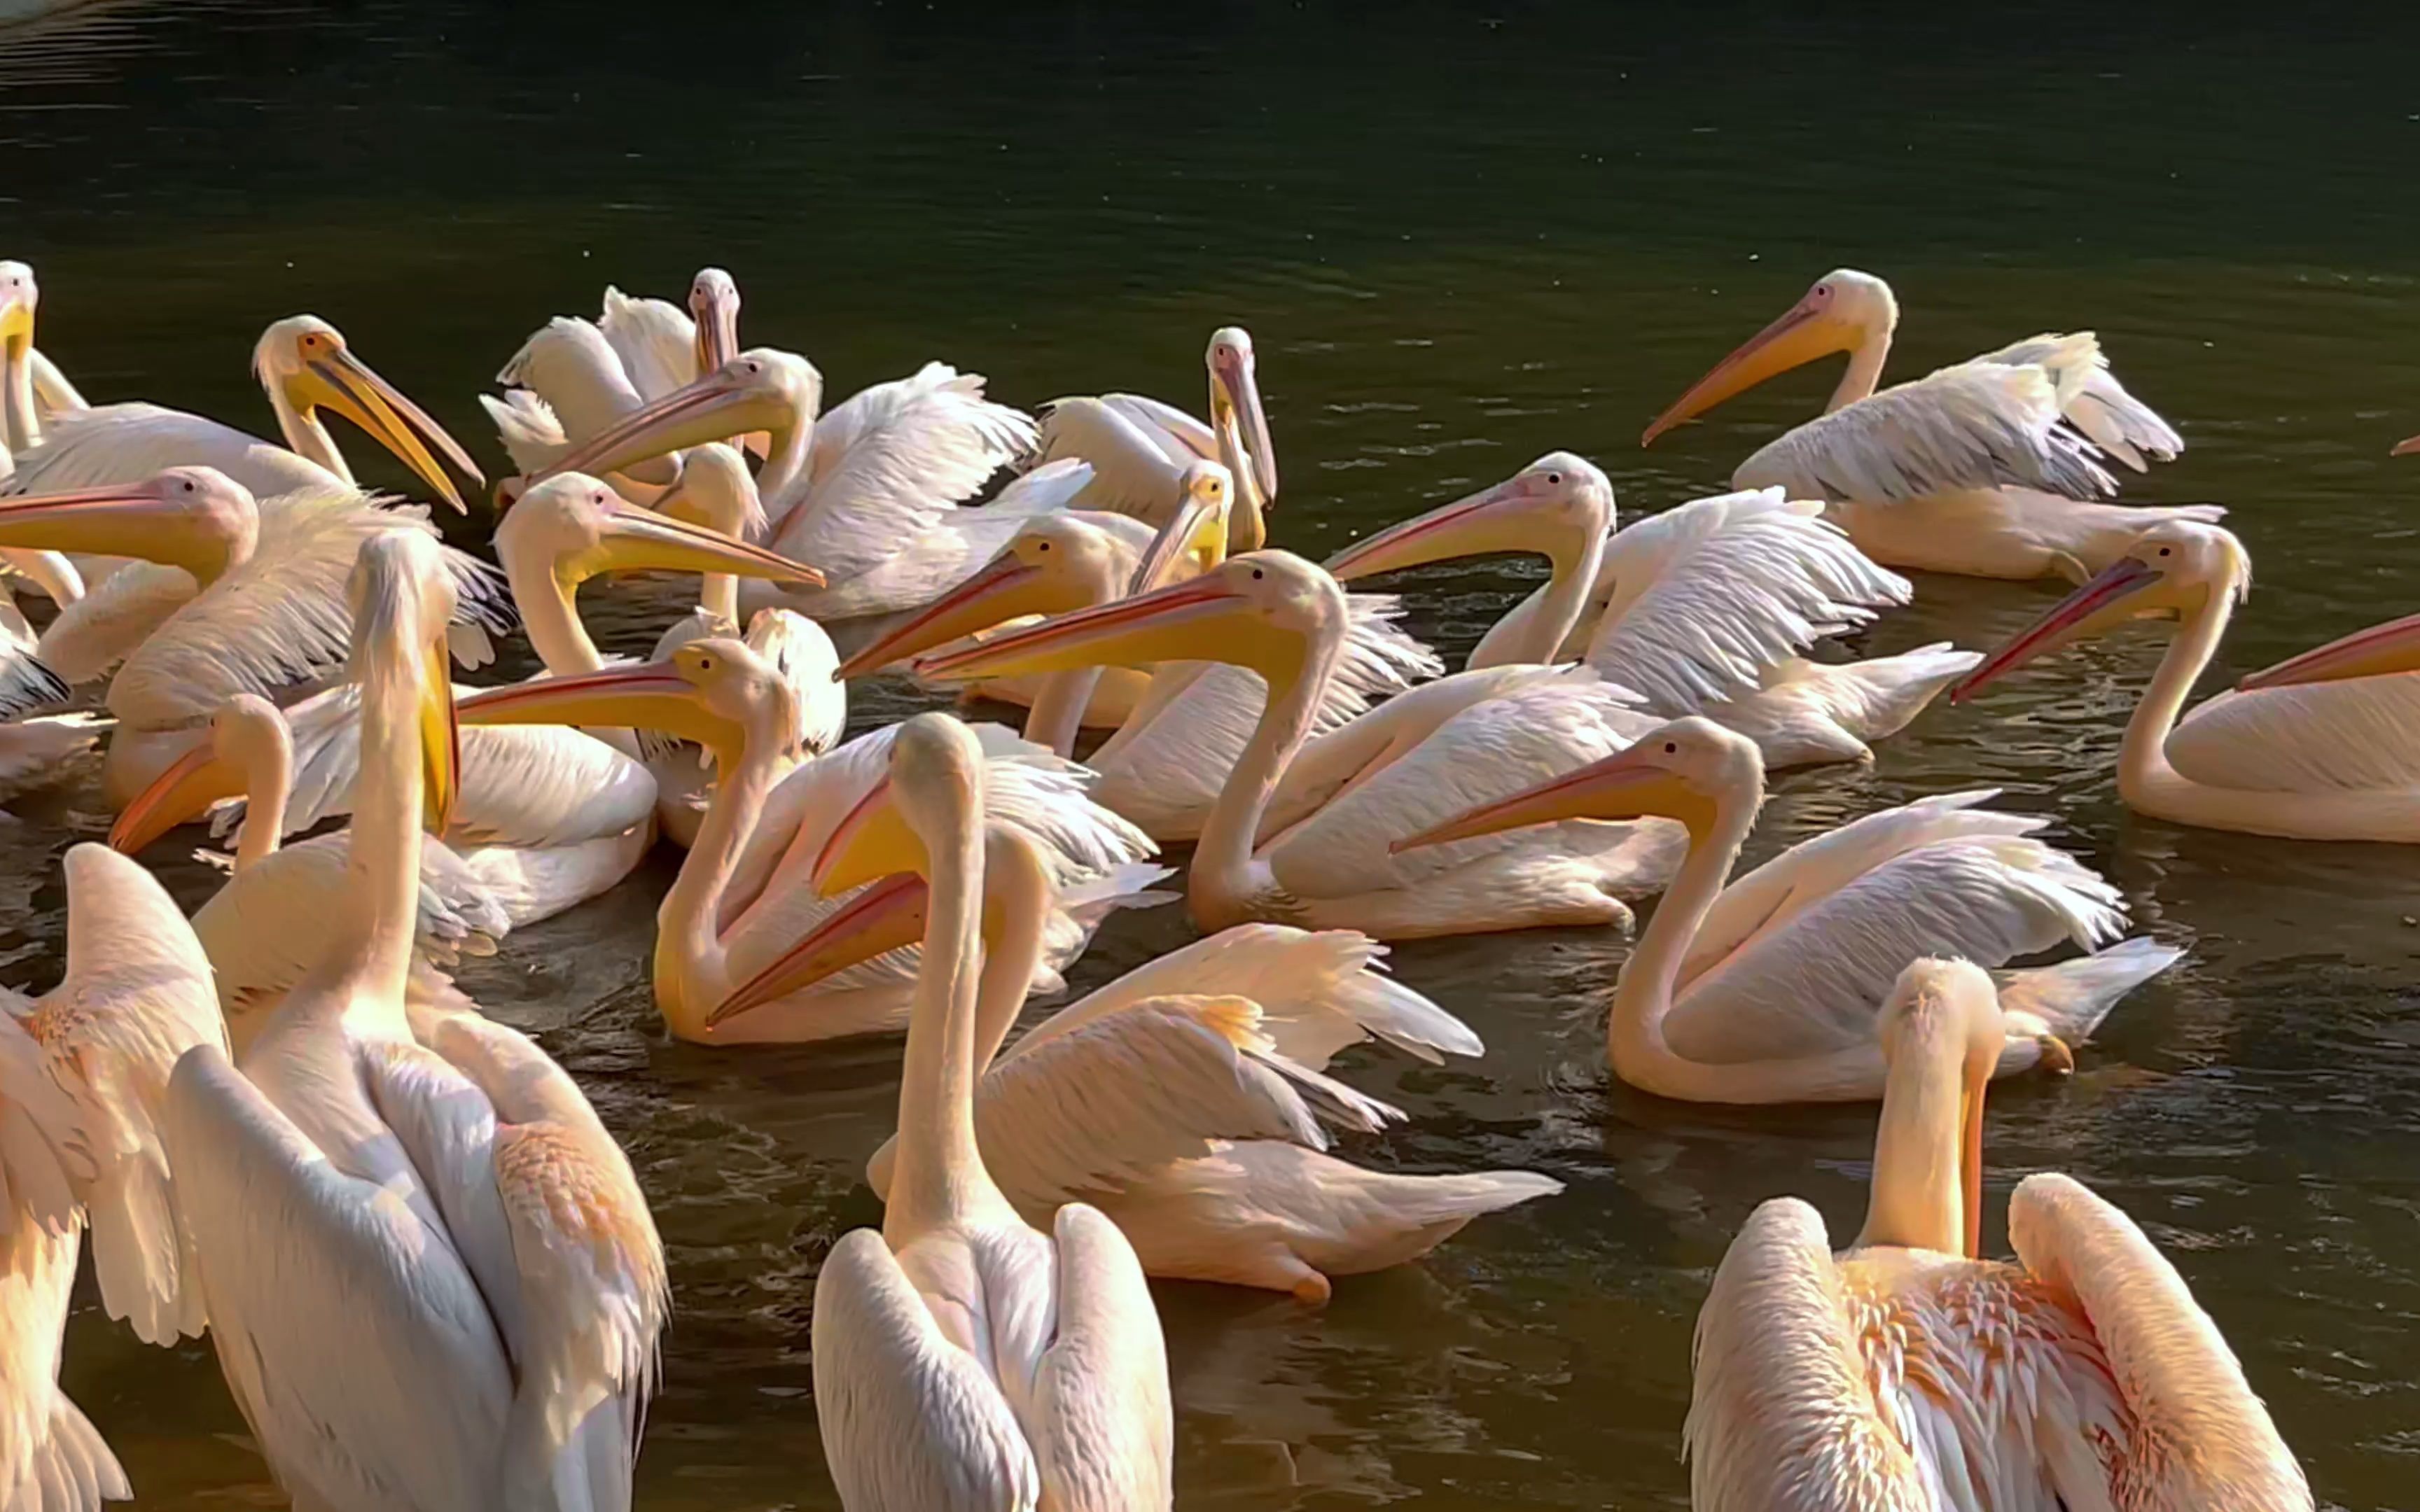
left=1685, top=1197, right=1931, bottom=1512
left=27, top=846, right=223, bottom=1345
left=811, top=1227, right=1044, bottom=1511
left=109, top=488, right=514, bottom=727
left=597, top=287, right=698, bottom=401
left=1585, top=490, right=1910, bottom=711
left=163, top=1046, right=512, bottom=1512
left=1733, top=361, right=2118, bottom=506
left=1669, top=832, right=2127, bottom=1065
left=1032, top=396, right=1188, bottom=522
left=747, top=608, right=847, bottom=756
left=4, top=402, right=340, bottom=499
left=0, top=1004, right=87, bottom=1236
left=1029, top=1203, right=1174, bottom=1511
left=1100, top=394, right=1214, bottom=459
left=1974, top=332, right=2182, bottom=472
left=478, top=388, right=570, bottom=477
left=2007, top=1173, right=2309, bottom=1506
left=2165, top=677, right=2420, bottom=794
left=494, top=318, right=644, bottom=447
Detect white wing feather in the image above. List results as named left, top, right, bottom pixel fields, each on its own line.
left=4, top=402, right=341, bottom=499
left=1973, top=333, right=2182, bottom=472
left=596, top=287, right=697, bottom=402
left=2165, top=678, right=2420, bottom=793
left=1031, top=396, right=1190, bottom=522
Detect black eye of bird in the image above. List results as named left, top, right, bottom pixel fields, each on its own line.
left=1664, top=741, right=1677, bottom=754
left=1037, top=541, right=1050, bottom=552
left=1251, top=567, right=1265, bottom=580
left=2157, top=547, right=2171, bottom=557
left=1546, top=472, right=1562, bottom=485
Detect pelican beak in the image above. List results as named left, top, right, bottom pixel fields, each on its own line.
left=834, top=552, right=1059, bottom=681
left=912, top=569, right=1272, bottom=682
left=2393, top=434, right=2420, bottom=458
left=1127, top=482, right=1228, bottom=595
left=1641, top=293, right=1858, bottom=446
left=2237, top=611, right=2420, bottom=692
left=707, top=869, right=928, bottom=1027
left=0, top=479, right=193, bottom=556
left=1211, top=342, right=1277, bottom=504
left=580, top=494, right=822, bottom=587
left=0, top=291, right=32, bottom=355
left=457, top=662, right=742, bottom=761
left=291, top=346, right=484, bottom=512
left=1391, top=743, right=1708, bottom=853
left=1325, top=475, right=1535, bottom=580
left=812, top=774, right=926, bottom=896
left=109, top=741, right=242, bottom=853
left=692, top=279, right=742, bottom=374
left=541, top=364, right=786, bottom=484
left=1949, top=555, right=2162, bottom=702
left=1960, top=1075, right=1986, bottom=1260
left=421, top=633, right=459, bottom=834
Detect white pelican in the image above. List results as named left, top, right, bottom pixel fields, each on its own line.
left=1, top=843, right=223, bottom=1509
left=1034, top=324, right=1278, bottom=545
left=797, top=712, right=1173, bottom=1508
left=6, top=314, right=481, bottom=511
left=1328, top=453, right=1977, bottom=767
left=1687, top=955, right=2308, bottom=1508
left=0, top=571, right=102, bottom=800
left=161, top=530, right=667, bottom=1512
left=714, top=806, right=1562, bottom=1303
left=1952, top=519, right=2420, bottom=841
left=0, top=468, right=513, bottom=805
left=108, top=692, right=508, bottom=1045
left=1398, top=716, right=2177, bottom=1102
left=917, top=551, right=1683, bottom=939
left=1641, top=269, right=2219, bottom=582
left=0, top=259, right=88, bottom=464
left=538, top=346, right=1040, bottom=631
left=456, top=637, right=1157, bottom=1044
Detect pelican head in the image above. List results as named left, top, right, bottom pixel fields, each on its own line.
left=1206, top=325, right=1277, bottom=504
left=0, top=261, right=37, bottom=354
left=109, top=691, right=288, bottom=855
left=455, top=636, right=793, bottom=769
left=809, top=711, right=984, bottom=899
left=0, top=466, right=258, bottom=581
left=1641, top=269, right=1898, bottom=446
left=1125, top=459, right=1234, bottom=595
left=348, top=531, right=463, bottom=832
left=913, top=549, right=1344, bottom=687
left=1326, top=451, right=1612, bottom=581
left=1860, top=958, right=2005, bottom=1259
left=1393, top=715, right=1759, bottom=850
left=543, top=348, right=821, bottom=484
left=653, top=442, right=767, bottom=541
left=1951, top=521, right=2249, bottom=703
left=689, top=267, right=742, bottom=372
left=835, top=513, right=1133, bottom=681
left=495, top=472, right=822, bottom=592
left=253, top=316, right=483, bottom=511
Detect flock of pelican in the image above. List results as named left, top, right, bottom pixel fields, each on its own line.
left=0, top=258, right=2359, bottom=1508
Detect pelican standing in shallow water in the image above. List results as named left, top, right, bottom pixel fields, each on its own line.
left=711, top=799, right=1560, bottom=1302
left=1641, top=269, right=2217, bottom=582
left=805, top=712, right=1174, bottom=1510
left=1396, top=716, right=2176, bottom=1102
left=1952, top=519, right=2420, bottom=841
left=1035, top=325, right=1279, bottom=545
left=162, top=531, right=667, bottom=1512
left=1686, top=956, right=2308, bottom=1509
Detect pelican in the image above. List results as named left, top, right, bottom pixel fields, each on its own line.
left=1641, top=269, right=2218, bottom=582
left=916, top=551, right=1684, bottom=939
left=1951, top=519, right=2420, bottom=841
left=1, top=844, right=222, bottom=1509
left=108, top=692, right=508, bottom=1045
left=798, top=712, right=1173, bottom=1508
left=0, top=468, right=513, bottom=806
left=1327, top=453, right=1977, bottom=767
left=0, top=259, right=88, bottom=464
left=715, top=803, right=1562, bottom=1302
left=1034, top=325, right=1278, bottom=545
left=1687, top=955, right=2308, bottom=1508
left=537, top=346, right=1041, bottom=632
left=1397, top=716, right=2176, bottom=1102
left=6, top=314, right=481, bottom=511
left=162, top=530, right=668, bottom=1512
left=455, top=637, right=1157, bottom=1044
left=0, top=570, right=103, bottom=801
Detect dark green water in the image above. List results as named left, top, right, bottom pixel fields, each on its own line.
left=6, top=1, right=2420, bottom=1506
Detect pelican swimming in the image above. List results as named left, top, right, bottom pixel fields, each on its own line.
left=6, top=314, right=481, bottom=511
left=799, top=711, right=1173, bottom=1509
left=1327, top=453, right=1976, bottom=767
left=714, top=802, right=1562, bottom=1302
left=1641, top=269, right=2217, bottom=582
left=455, top=637, right=1157, bottom=1044
left=0, top=467, right=513, bottom=806
left=1034, top=325, right=1278, bottom=545
left=1686, top=955, right=2307, bottom=1509
left=916, top=551, right=1683, bottom=939
left=1, top=844, right=222, bottom=1509
left=162, top=530, right=667, bottom=1512
left=1952, top=519, right=2420, bottom=841
left=108, top=691, right=508, bottom=1045
left=1398, top=716, right=2176, bottom=1102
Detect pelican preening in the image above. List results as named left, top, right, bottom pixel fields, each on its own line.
left=1687, top=957, right=2307, bottom=1508
left=1643, top=268, right=2216, bottom=583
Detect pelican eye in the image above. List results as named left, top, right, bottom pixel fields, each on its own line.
left=1663, top=741, right=1677, bottom=754
left=1545, top=471, right=1564, bottom=486
left=1251, top=567, right=1265, bottom=580
left=2157, top=547, right=2171, bottom=557
left=1036, top=540, right=1050, bottom=552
